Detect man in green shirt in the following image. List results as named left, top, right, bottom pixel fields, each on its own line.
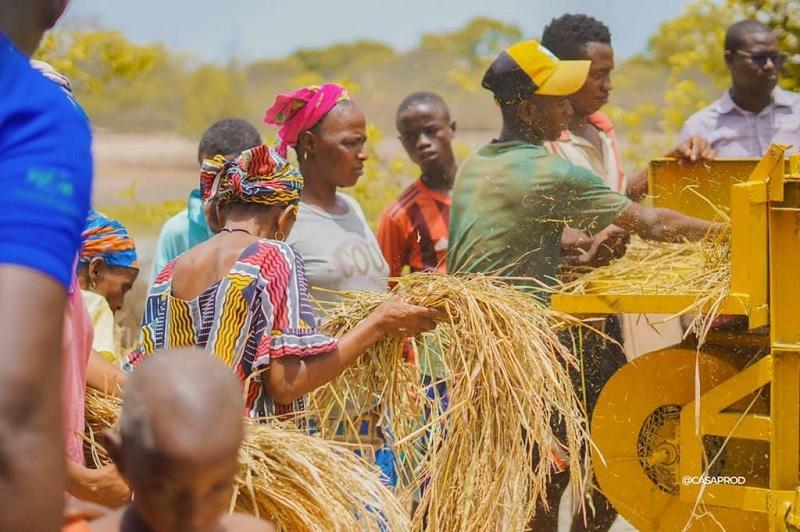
left=448, top=40, right=722, bottom=530
left=449, top=40, right=718, bottom=288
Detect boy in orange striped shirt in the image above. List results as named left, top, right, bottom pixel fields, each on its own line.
left=378, top=92, right=457, bottom=278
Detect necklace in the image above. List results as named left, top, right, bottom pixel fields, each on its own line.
left=219, top=227, right=253, bottom=235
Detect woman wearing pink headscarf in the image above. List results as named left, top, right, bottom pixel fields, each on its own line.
left=265, top=84, right=396, bottom=485
left=264, top=84, right=389, bottom=311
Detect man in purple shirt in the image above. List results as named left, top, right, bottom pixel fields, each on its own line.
left=681, top=20, right=800, bottom=156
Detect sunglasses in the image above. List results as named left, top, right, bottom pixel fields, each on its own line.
left=735, top=49, right=787, bottom=69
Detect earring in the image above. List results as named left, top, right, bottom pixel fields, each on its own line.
left=275, top=231, right=286, bottom=242
left=90, top=280, right=97, bottom=291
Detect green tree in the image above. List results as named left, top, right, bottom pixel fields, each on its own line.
left=420, top=17, right=522, bottom=94
left=178, top=64, right=248, bottom=136
left=420, top=17, right=521, bottom=64
left=738, top=0, right=800, bottom=91
left=651, top=0, right=799, bottom=115
left=34, top=30, right=184, bottom=129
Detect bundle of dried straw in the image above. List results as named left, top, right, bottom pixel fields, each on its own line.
left=308, top=290, right=425, bottom=488
left=557, top=226, right=732, bottom=343
left=84, top=388, right=408, bottom=531
left=308, top=273, right=591, bottom=531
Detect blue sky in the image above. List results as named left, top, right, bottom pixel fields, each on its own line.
left=62, top=0, right=693, bottom=63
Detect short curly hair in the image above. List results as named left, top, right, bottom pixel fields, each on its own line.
left=541, top=14, right=612, bottom=60
left=197, top=118, right=262, bottom=164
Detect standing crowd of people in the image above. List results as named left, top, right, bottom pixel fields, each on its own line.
left=1, top=1, right=798, bottom=530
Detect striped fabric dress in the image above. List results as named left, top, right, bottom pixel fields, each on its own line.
left=127, top=239, right=337, bottom=418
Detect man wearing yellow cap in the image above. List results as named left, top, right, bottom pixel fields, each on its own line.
left=447, top=41, right=723, bottom=530
left=449, top=40, right=718, bottom=286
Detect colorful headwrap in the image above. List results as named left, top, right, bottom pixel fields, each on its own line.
left=200, top=144, right=303, bottom=207
left=79, top=210, right=139, bottom=269
left=263, top=83, right=353, bottom=157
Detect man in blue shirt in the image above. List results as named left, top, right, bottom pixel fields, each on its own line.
left=0, top=1, right=93, bottom=529
left=149, top=118, right=261, bottom=284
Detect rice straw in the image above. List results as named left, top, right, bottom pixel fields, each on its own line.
left=308, top=273, right=592, bottom=530
left=84, top=388, right=408, bottom=531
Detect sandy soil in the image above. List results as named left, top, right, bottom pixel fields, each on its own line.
left=92, top=130, right=199, bottom=206
left=91, top=128, right=494, bottom=207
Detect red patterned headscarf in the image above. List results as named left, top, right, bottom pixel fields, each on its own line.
left=263, top=83, right=353, bottom=157
left=200, top=144, right=303, bottom=207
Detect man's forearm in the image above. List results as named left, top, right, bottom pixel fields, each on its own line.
left=616, top=203, right=720, bottom=243
left=649, top=207, right=718, bottom=242
left=0, top=267, right=67, bottom=532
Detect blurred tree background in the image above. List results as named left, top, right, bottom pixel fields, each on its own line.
left=35, top=0, right=796, bottom=338
left=34, top=0, right=799, bottom=224
left=607, top=0, right=798, bottom=168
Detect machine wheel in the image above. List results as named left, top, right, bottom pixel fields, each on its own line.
left=591, top=346, right=767, bottom=530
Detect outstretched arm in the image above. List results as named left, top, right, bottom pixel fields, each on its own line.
left=265, top=296, right=439, bottom=404
left=614, top=202, right=723, bottom=243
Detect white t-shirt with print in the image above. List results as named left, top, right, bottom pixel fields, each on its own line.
left=287, top=193, right=389, bottom=314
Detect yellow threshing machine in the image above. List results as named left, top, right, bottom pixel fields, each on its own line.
left=551, top=145, right=800, bottom=530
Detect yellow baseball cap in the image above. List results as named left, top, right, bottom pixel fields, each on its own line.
left=482, top=40, right=590, bottom=97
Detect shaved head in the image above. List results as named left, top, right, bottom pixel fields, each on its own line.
left=120, top=349, right=243, bottom=458
left=110, top=350, right=246, bottom=532
left=396, top=92, right=451, bottom=122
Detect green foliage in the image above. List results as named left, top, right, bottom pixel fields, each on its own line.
left=648, top=0, right=733, bottom=85
left=34, top=17, right=518, bottom=134
left=420, top=17, right=521, bottom=64
left=738, top=0, right=800, bottom=92
left=178, top=64, right=248, bottom=136
left=102, top=199, right=186, bottom=232
left=420, top=17, right=522, bottom=95
left=646, top=0, right=800, bottom=93
left=38, top=9, right=799, bottom=205
left=98, top=180, right=184, bottom=231
left=648, top=0, right=800, bottom=119
left=34, top=30, right=173, bottom=126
